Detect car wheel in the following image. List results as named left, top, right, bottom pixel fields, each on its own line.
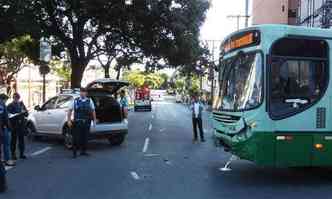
left=26, top=123, right=39, bottom=141
left=108, top=135, right=125, bottom=146
left=63, top=126, right=73, bottom=150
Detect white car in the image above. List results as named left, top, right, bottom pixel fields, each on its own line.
left=175, top=94, right=182, bottom=103
left=27, top=79, right=129, bottom=148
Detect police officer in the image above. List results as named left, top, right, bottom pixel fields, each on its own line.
left=0, top=93, right=9, bottom=193
left=7, top=93, right=28, bottom=160
left=67, top=87, right=97, bottom=158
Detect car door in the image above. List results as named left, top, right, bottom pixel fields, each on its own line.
left=50, top=95, right=74, bottom=134
left=34, top=97, right=58, bottom=133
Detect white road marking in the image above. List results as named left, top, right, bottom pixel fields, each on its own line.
left=160, top=128, right=166, bottom=132
left=144, top=153, right=160, bottom=157
left=152, top=115, right=154, bottom=119
left=5, top=166, right=14, bottom=171
left=30, top=147, right=52, bottom=157
left=130, top=172, right=140, bottom=180
left=148, top=123, right=152, bottom=131
left=142, top=138, right=150, bottom=153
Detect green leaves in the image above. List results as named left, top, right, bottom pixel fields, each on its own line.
left=123, top=70, right=168, bottom=89
left=0, top=35, right=37, bottom=85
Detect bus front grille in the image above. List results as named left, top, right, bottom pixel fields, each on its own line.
left=213, top=112, right=241, bottom=124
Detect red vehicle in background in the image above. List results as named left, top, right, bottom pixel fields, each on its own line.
left=134, top=85, right=152, bottom=112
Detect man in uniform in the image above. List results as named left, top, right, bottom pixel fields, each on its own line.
left=7, top=93, right=27, bottom=160
left=67, top=87, right=97, bottom=158
left=0, top=93, right=9, bottom=192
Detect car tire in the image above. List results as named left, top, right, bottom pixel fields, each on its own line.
left=26, top=122, right=40, bottom=141
left=63, top=126, right=73, bottom=150
left=108, top=135, right=125, bottom=146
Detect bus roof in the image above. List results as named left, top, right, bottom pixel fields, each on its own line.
left=223, top=24, right=332, bottom=44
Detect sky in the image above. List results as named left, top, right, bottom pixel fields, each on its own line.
left=200, top=0, right=249, bottom=41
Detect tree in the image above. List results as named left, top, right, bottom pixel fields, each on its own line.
left=123, top=70, right=145, bottom=88
left=0, top=35, right=36, bottom=93
left=49, top=59, right=71, bottom=88
left=123, top=70, right=168, bottom=89
left=14, top=0, right=209, bottom=88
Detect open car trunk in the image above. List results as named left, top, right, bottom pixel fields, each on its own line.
left=89, top=94, right=122, bottom=123
left=86, top=79, right=129, bottom=124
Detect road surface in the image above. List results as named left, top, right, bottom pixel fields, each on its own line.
left=4, top=98, right=332, bottom=199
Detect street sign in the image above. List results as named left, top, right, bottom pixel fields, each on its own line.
left=39, top=38, right=52, bottom=63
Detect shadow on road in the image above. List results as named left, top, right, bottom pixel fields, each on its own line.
left=208, top=161, right=332, bottom=187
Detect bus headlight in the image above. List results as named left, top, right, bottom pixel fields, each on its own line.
left=248, top=121, right=257, bottom=128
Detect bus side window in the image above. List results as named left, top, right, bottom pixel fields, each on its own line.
left=269, top=38, right=328, bottom=119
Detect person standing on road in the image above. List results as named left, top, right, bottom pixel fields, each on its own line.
left=7, top=93, right=28, bottom=160
left=191, top=95, right=205, bottom=143
left=119, top=90, right=129, bottom=118
left=0, top=93, right=10, bottom=193
left=0, top=94, right=14, bottom=166
left=67, top=87, right=97, bottom=158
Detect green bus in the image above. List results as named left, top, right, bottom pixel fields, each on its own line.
left=213, top=24, right=332, bottom=167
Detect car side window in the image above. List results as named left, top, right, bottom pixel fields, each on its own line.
left=56, top=96, right=73, bottom=109
left=42, top=97, right=58, bottom=110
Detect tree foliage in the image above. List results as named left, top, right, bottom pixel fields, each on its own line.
left=123, top=70, right=168, bottom=89
left=49, top=58, right=71, bottom=88
left=9, top=0, right=209, bottom=88
left=0, top=35, right=36, bottom=93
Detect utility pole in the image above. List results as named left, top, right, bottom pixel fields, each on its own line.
left=245, top=0, right=249, bottom=28
left=203, top=40, right=222, bottom=108
left=228, top=0, right=250, bottom=30
left=227, top=15, right=248, bottom=30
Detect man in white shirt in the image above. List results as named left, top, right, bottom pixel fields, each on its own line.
left=191, top=95, right=205, bottom=142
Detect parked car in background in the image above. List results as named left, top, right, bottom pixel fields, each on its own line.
left=27, top=79, right=129, bottom=148
left=175, top=93, right=182, bottom=103
left=151, top=90, right=166, bottom=101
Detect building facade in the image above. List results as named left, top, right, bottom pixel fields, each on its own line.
left=298, top=0, right=332, bottom=28
left=252, top=0, right=299, bottom=25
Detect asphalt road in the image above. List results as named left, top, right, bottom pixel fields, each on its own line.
left=4, top=98, right=332, bottom=199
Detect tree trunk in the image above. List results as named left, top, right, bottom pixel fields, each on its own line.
left=104, top=66, right=110, bottom=78
left=71, top=61, right=87, bottom=89
left=116, top=68, right=121, bottom=80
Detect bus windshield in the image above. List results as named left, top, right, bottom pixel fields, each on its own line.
left=219, top=52, right=263, bottom=111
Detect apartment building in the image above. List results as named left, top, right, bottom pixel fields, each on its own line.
left=298, top=0, right=332, bottom=28
left=252, top=0, right=299, bottom=25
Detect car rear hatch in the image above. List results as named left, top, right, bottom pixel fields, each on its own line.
left=86, top=79, right=129, bottom=124
left=86, top=79, right=129, bottom=94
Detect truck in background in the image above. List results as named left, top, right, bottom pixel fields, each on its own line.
left=134, top=85, right=152, bottom=112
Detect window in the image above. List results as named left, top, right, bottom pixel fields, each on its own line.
left=269, top=38, right=328, bottom=119
left=219, top=52, right=263, bottom=111
left=42, top=97, right=58, bottom=110
left=56, top=95, right=73, bottom=109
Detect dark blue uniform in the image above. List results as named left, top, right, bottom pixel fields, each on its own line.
left=0, top=99, right=9, bottom=192
left=7, top=101, right=27, bottom=159
left=72, top=97, right=94, bottom=156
